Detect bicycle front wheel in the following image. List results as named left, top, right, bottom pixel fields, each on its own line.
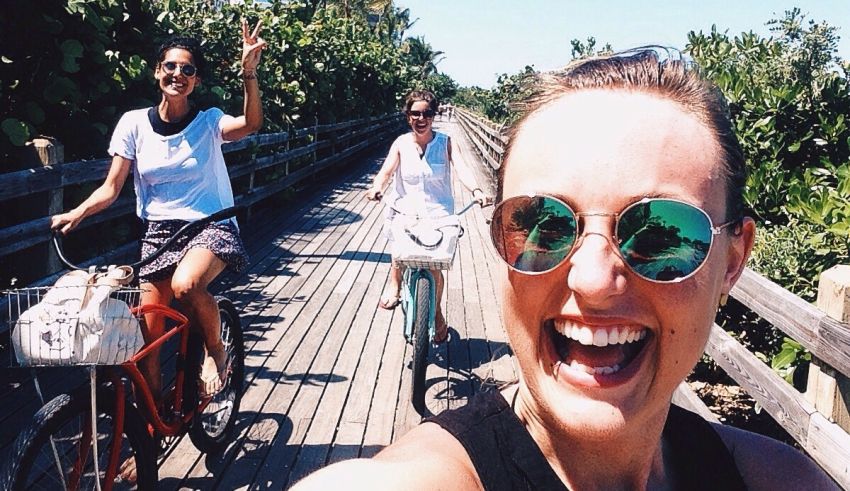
left=410, top=274, right=432, bottom=414
left=188, top=296, right=245, bottom=453
left=0, top=386, right=156, bottom=490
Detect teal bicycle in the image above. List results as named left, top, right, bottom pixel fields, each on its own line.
left=383, top=196, right=482, bottom=413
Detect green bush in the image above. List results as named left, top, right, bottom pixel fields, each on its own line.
left=0, top=0, right=164, bottom=166
left=0, top=0, right=432, bottom=167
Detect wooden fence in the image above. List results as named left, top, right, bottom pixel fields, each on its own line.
left=0, top=113, right=405, bottom=323
left=455, top=106, right=850, bottom=488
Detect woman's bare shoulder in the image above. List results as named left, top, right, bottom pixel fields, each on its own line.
left=712, top=423, right=839, bottom=490
left=290, top=422, right=481, bottom=490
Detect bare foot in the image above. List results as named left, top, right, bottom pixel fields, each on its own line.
left=199, top=345, right=230, bottom=398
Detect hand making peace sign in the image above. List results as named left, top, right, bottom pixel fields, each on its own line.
left=241, top=19, right=267, bottom=72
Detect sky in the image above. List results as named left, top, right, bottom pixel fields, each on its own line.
left=395, top=0, right=850, bottom=88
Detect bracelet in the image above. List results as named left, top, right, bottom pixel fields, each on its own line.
left=242, top=70, right=258, bottom=80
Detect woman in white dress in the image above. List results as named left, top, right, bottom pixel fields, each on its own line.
left=365, top=90, right=486, bottom=343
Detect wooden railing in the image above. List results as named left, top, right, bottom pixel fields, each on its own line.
left=454, top=107, right=507, bottom=175
left=456, top=107, right=850, bottom=488
left=0, top=113, right=405, bottom=298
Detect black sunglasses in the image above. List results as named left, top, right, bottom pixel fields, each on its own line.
left=408, top=110, right=436, bottom=119
left=490, top=195, right=738, bottom=283
left=161, top=61, right=197, bottom=77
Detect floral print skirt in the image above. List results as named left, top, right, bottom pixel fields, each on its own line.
left=139, top=219, right=249, bottom=283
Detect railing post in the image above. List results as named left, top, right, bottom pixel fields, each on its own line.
left=807, top=264, right=850, bottom=432
left=27, top=137, right=64, bottom=274
left=312, top=116, right=319, bottom=167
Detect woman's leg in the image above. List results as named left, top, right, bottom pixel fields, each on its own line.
left=140, top=280, right=174, bottom=401
left=170, top=249, right=228, bottom=388
left=380, top=261, right=403, bottom=309
left=430, top=268, right=448, bottom=342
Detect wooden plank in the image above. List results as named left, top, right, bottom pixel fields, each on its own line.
left=156, top=168, right=376, bottom=486
left=270, top=212, right=388, bottom=486
left=174, top=183, right=379, bottom=486
left=672, top=383, right=720, bottom=424
left=807, top=412, right=850, bottom=488
left=704, top=323, right=816, bottom=444
left=222, top=193, right=380, bottom=488
left=733, top=268, right=850, bottom=378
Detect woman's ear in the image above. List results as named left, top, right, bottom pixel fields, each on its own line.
left=722, top=217, right=756, bottom=293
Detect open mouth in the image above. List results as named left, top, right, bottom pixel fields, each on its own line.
left=549, top=319, right=652, bottom=379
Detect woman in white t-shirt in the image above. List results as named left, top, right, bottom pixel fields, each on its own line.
left=51, top=20, right=266, bottom=401
left=365, top=90, right=486, bottom=344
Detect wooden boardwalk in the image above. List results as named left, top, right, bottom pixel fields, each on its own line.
left=146, top=121, right=515, bottom=489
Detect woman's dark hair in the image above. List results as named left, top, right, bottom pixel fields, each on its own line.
left=157, top=36, right=206, bottom=77
left=499, top=48, right=746, bottom=222
left=404, top=90, right=439, bottom=113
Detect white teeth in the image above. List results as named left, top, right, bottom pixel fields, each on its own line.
left=578, top=326, right=594, bottom=346
left=592, top=329, right=607, bottom=347
left=554, top=319, right=647, bottom=347
left=565, top=360, right=622, bottom=375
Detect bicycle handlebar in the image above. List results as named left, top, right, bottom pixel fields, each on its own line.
left=52, top=206, right=243, bottom=273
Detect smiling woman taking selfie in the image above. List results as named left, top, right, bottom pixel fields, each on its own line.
left=294, top=49, right=837, bottom=490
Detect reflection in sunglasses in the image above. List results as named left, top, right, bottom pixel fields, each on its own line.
left=490, top=195, right=731, bottom=282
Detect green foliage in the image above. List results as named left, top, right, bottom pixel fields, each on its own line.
left=0, top=0, right=164, bottom=166
left=771, top=338, right=811, bottom=385
left=687, top=9, right=850, bottom=230
left=422, top=73, right=458, bottom=103
left=454, top=65, right=536, bottom=124
left=570, top=37, right=613, bottom=59
left=688, top=10, right=850, bottom=379
left=0, top=0, right=438, bottom=166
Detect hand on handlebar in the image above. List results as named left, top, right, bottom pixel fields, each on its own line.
left=471, top=189, right=493, bottom=207
left=365, top=187, right=383, bottom=202
left=50, top=210, right=83, bottom=235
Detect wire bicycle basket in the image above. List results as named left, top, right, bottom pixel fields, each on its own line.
left=5, top=283, right=145, bottom=367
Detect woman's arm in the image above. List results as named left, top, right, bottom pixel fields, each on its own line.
left=50, top=155, right=133, bottom=234
left=365, top=139, right=402, bottom=201
left=221, top=19, right=267, bottom=142
left=291, top=423, right=481, bottom=490
left=448, top=137, right=486, bottom=203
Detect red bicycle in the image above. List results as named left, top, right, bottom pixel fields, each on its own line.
left=1, top=207, right=245, bottom=490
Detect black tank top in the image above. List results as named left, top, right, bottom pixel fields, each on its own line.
left=428, top=390, right=747, bottom=490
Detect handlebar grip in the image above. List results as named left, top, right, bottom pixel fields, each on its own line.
left=203, top=206, right=241, bottom=224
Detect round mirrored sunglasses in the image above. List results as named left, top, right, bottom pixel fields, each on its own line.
left=161, top=61, right=197, bottom=77
left=489, top=194, right=738, bottom=283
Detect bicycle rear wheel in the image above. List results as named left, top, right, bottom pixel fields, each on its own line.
left=188, top=296, right=245, bottom=453
left=0, top=386, right=156, bottom=490
left=410, top=275, right=432, bottom=414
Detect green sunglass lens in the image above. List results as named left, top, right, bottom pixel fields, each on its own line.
left=491, top=196, right=577, bottom=273
left=617, top=200, right=712, bottom=281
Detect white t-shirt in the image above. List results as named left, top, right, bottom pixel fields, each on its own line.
left=108, top=107, right=236, bottom=221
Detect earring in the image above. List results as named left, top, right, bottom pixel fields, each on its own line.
left=718, top=293, right=729, bottom=307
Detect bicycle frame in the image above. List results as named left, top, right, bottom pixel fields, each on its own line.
left=18, top=207, right=243, bottom=490
left=82, top=303, right=203, bottom=489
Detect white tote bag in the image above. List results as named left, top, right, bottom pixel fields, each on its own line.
left=13, top=266, right=145, bottom=366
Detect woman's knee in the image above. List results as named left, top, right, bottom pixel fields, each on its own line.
left=171, top=272, right=204, bottom=300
